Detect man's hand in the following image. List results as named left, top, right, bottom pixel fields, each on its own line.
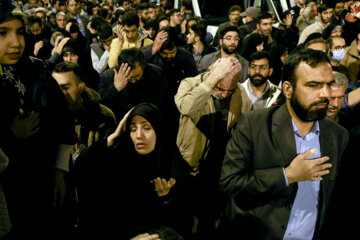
left=285, top=148, right=331, bottom=184
left=130, top=233, right=160, bottom=240
left=117, top=25, right=125, bottom=46
left=65, top=22, right=72, bottom=32
left=153, top=177, right=176, bottom=197
left=151, top=31, right=168, bottom=55
left=33, top=41, right=44, bottom=56
left=52, top=37, right=70, bottom=55
left=53, top=169, right=66, bottom=207
left=87, top=21, right=96, bottom=35
left=283, top=13, right=294, bottom=26
left=10, top=111, right=40, bottom=139
left=205, top=58, right=240, bottom=88
left=113, top=63, right=131, bottom=91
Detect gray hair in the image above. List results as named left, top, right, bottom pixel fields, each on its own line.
left=333, top=72, right=348, bottom=88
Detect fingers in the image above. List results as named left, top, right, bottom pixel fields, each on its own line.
left=302, top=148, right=316, bottom=159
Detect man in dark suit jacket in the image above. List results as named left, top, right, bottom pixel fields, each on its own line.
left=219, top=48, right=348, bottom=240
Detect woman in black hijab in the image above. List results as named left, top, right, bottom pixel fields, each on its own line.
left=74, top=103, right=194, bottom=239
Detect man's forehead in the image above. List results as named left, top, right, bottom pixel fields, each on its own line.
left=260, top=18, right=272, bottom=24
left=125, top=25, right=137, bottom=30
left=224, top=31, right=239, bottom=37
left=296, top=61, right=333, bottom=82
left=331, top=85, right=346, bottom=96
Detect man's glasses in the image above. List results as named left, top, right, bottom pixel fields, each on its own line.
left=223, top=36, right=240, bottom=41
left=249, top=64, right=269, bottom=70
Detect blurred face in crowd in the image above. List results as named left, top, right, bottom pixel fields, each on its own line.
left=327, top=84, right=346, bottom=119
left=146, top=27, right=156, bottom=39
left=319, top=8, right=333, bottom=24
left=220, top=31, right=239, bottom=54
left=148, top=7, right=157, bottom=20
left=101, top=35, right=113, bottom=48
left=67, top=0, right=78, bottom=16
left=160, top=47, right=177, bottom=62
left=124, top=24, right=139, bottom=42
left=139, top=9, right=150, bottom=22
left=257, top=18, right=272, bottom=35
left=59, top=4, right=67, bottom=13
left=130, top=115, right=156, bottom=155
left=52, top=71, right=85, bottom=112
left=158, top=19, right=169, bottom=30
left=35, top=12, right=46, bottom=23
left=248, top=58, right=273, bottom=87
left=127, top=62, right=144, bottom=84
left=63, top=51, right=79, bottom=63
left=187, top=29, right=196, bottom=44
left=296, top=0, right=306, bottom=6
left=334, top=2, right=345, bottom=17
left=0, top=18, right=25, bottom=65
left=29, top=0, right=38, bottom=9
left=309, top=4, right=318, bottom=19
left=122, top=1, right=132, bottom=11
left=229, top=10, right=241, bottom=26
left=29, top=22, right=43, bottom=36
left=171, top=11, right=182, bottom=26
left=92, top=6, right=99, bottom=16
left=56, top=14, right=67, bottom=29
left=331, top=27, right=343, bottom=37
left=284, top=62, right=333, bottom=122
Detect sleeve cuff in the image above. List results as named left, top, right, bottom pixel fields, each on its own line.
left=282, top=167, right=290, bottom=187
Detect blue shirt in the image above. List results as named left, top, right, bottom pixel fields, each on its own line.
left=283, top=121, right=321, bottom=240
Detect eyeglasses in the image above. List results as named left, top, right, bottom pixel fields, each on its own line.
left=223, top=36, right=240, bottom=41
left=249, top=64, right=269, bottom=70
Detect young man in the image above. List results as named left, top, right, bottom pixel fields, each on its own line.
left=213, top=5, right=242, bottom=47
left=52, top=62, right=116, bottom=162
left=241, top=51, right=281, bottom=110
left=108, top=11, right=153, bottom=68
left=185, top=23, right=216, bottom=72
left=90, top=21, right=114, bottom=74
left=220, top=48, right=348, bottom=239
left=199, top=26, right=249, bottom=83
left=298, top=3, right=333, bottom=44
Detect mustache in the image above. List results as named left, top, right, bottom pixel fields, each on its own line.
left=310, top=98, right=329, bottom=107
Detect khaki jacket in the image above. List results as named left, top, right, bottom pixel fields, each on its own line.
left=341, top=39, right=360, bottom=82
left=108, top=27, right=153, bottom=68
left=175, top=72, right=251, bottom=173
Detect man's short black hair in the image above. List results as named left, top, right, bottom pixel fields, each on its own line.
left=53, top=61, right=86, bottom=83
left=122, top=11, right=139, bottom=27
left=96, top=21, right=113, bottom=40
left=332, top=0, right=345, bottom=9
left=318, top=3, right=332, bottom=13
left=136, top=2, right=149, bottom=12
left=282, top=48, right=331, bottom=87
left=27, top=15, right=43, bottom=26
left=117, top=48, right=146, bottom=70
left=219, top=25, right=239, bottom=39
left=160, top=26, right=179, bottom=51
left=190, top=23, right=207, bottom=43
left=256, top=12, right=273, bottom=24
left=228, top=5, right=241, bottom=15
left=249, top=51, right=272, bottom=68
left=169, top=8, right=180, bottom=17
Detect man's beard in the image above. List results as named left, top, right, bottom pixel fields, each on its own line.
left=249, top=74, right=268, bottom=87
left=290, top=91, right=329, bottom=122
left=222, top=43, right=237, bottom=54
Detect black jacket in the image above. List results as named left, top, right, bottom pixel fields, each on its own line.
left=99, top=63, right=168, bottom=120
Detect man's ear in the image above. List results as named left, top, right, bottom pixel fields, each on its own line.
left=282, top=81, right=293, bottom=99
left=269, top=67, right=273, bottom=77
left=195, top=35, right=200, bottom=42
left=79, top=82, right=86, bottom=92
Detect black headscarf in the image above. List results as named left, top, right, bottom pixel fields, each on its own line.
left=115, top=103, right=170, bottom=180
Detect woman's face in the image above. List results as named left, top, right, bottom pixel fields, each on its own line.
left=0, top=18, right=25, bottom=65
left=130, top=115, right=156, bottom=155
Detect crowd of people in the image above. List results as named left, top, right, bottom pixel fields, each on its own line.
left=0, top=0, right=360, bottom=239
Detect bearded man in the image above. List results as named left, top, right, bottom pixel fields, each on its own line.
left=241, top=51, right=282, bottom=110
left=199, top=26, right=249, bottom=82
left=219, top=48, right=348, bottom=240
